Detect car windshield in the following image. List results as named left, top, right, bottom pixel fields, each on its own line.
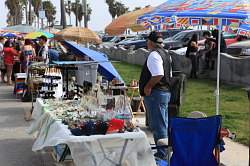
left=171, top=32, right=187, bottom=41
left=110, top=37, right=118, bottom=42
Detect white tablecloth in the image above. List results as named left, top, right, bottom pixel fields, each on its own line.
left=28, top=99, right=156, bottom=166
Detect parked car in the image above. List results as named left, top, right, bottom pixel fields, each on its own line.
left=102, top=35, right=114, bottom=42
left=117, top=29, right=186, bottom=50
left=163, top=30, right=207, bottom=50
left=224, top=34, right=248, bottom=46
left=160, top=29, right=185, bottom=39
left=115, top=34, right=147, bottom=48
left=102, top=35, right=135, bottom=47
left=227, top=40, right=250, bottom=56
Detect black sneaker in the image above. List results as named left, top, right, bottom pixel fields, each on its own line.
left=154, top=152, right=167, bottom=160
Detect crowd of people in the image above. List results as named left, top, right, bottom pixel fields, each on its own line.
left=185, top=29, right=227, bottom=79
left=0, top=35, right=49, bottom=85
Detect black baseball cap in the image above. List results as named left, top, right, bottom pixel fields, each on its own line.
left=38, top=35, right=47, bottom=42
left=147, top=31, right=163, bottom=44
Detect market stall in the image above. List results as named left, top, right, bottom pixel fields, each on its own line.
left=28, top=94, right=156, bottom=166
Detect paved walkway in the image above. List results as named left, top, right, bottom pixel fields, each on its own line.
left=0, top=84, right=55, bottom=166
left=0, top=84, right=248, bottom=166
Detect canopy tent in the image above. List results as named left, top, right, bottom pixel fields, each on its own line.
left=137, top=0, right=250, bottom=115
left=62, top=41, right=123, bottom=82
left=3, top=25, right=40, bottom=34
left=105, top=6, right=154, bottom=36
left=238, top=23, right=250, bottom=37
left=137, top=0, right=249, bottom=30
left=56, top=27, right=102, bottom=44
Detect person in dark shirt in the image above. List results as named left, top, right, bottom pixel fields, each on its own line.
left=210, top=29, right=227, bottom=70
left=186, top=34, right=199, bottom=78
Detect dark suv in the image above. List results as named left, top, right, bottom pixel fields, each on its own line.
left=118, top=29, right=184, bottom=50
left=163, top=30, right=207, bottom=50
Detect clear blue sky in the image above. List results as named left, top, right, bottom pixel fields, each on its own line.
left=0, top=0, right=165, bottom=31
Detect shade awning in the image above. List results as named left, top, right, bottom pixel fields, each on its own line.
left=56, top=27, right=102, bottom=44
left=137, top=0, right=250, bottom=27
left=105, top=6, right=154, bottom=36
left=62, top=41, right=123, bottom=82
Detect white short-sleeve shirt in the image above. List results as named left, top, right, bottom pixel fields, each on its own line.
left=147, top=51, right=164, bottom=76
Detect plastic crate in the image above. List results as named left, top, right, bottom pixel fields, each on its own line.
left=76, top=63, right=98, bottom=85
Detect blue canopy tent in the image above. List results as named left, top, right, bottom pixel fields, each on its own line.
left=238, top=23, right=250, bottom=37
left=137, top=0, right=249, bottom=28
left=137, top=0, right=250, bottom=115
left=62, top=41, right=123, bottom=82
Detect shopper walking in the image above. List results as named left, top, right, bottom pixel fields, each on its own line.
left=139, top=31, right=172, bottom=160
left=3, top=40, right=20, bottom=85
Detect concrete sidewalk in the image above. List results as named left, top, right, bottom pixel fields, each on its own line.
left=0, top=84, right=55, bottom=166
left=0, top=84, right=248, bottom=166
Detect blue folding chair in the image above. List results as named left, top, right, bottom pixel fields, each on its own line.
left=169, top=115, right=222, bottom=166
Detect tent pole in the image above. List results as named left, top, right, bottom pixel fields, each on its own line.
left=216, top=18, right=222, bottom=115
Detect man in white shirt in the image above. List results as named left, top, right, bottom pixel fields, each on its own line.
left=38, top=35, right=49, bottom=64
left=139, top=31, right=172, bottom=160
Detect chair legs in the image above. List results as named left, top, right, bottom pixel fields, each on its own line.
left=215, top=145, right=220, bottom=165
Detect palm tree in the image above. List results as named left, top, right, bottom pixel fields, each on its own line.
left=115, top=2, right=129, bottom=17
left=84, top=4, right=92, bottom=27
left=31, top=0, right=42, bottom=28
left=71, top=2, right=83, bottom=27
left=42, top=1, right=56, bottom=26
left=105, top=0, right=116, bottom=19
left=65, top=0, right=72, bottom=26
left=105, top=0, right=128, bottom=19
left=60, top=0, right=67, bottom=28
left=5, top=0, right=25, bottom=25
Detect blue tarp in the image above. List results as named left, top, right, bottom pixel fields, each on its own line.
left=62, top=41, right=123, bottom=82
left=53, top=61, right=100, bottom=65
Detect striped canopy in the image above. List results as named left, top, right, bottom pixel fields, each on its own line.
left=137, top=0, right=250, bottom=29
left=105, top=6, right=154, bottom=35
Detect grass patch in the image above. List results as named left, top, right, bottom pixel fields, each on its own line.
left=113, top=62, right=250, bottom=146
